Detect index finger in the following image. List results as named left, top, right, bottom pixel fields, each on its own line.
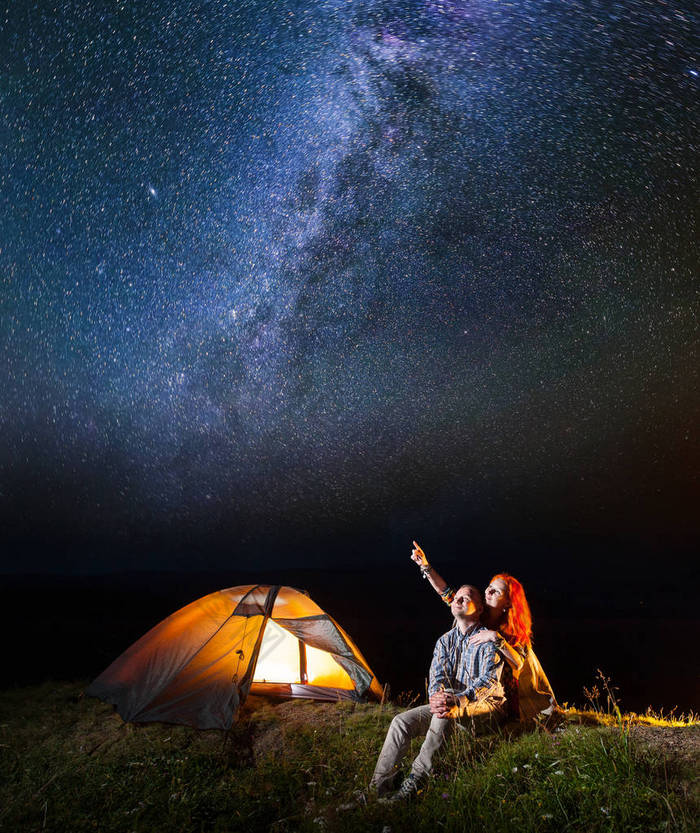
left=412, top=540, right=423, bottom=551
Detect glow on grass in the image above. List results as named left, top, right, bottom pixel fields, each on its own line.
left=562, top=670, right=700, bottom=728
left=562, top=707, right=699, bottom=728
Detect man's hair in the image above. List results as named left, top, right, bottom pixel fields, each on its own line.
left=457, top=584, right=483, bottom=605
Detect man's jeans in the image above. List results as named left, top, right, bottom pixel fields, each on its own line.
left=369, top=700, right=504, bottom=795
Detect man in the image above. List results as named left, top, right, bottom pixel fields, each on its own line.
left=369, top=584, right=508, bottom=802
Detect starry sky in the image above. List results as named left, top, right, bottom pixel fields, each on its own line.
left=1, top=0, right=697, bottom=574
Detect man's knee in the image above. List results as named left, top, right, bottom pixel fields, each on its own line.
left=389, top=711, right=412, bottom=741
left=387, top=706, right=431, bottom=742
left=426, top=714, right=452, bottom=743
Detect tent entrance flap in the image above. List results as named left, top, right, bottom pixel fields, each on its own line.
left=252, top=619, right=355, bottom=689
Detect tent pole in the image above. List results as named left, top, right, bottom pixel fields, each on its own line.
left=236, top=585, right=281, bottom=707
left=299, top=641, right=308, bottom=684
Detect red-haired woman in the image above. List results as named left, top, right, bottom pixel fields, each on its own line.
left=411, top=541, right=556, bottom=723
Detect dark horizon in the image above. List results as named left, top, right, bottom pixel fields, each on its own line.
left=3, top=404, right=697, bottom=575
left=2, top=565, right=698, bottom=715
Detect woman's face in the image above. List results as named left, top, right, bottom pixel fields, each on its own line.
left=484, top=578, right=509, bottom=615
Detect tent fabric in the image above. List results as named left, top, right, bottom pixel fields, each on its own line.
left=251, top=682, right=367, bottom=702
left=87, top=584, right=382, bottom=730
left=233, top=584, right=277, bottom=618
left=235, top=585, right=280, bottom=706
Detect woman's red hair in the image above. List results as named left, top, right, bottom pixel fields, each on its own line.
left=491, top=573, right=532, bottom=649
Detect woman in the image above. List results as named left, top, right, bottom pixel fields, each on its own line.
left=411, top=541, right=557, bottom=724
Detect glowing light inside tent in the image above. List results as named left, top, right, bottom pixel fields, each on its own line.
left=252, top=619, right=355, bottom=689
left=253, top=620, right=300, bottom=683
left=306, top=644, right=354, bottom=689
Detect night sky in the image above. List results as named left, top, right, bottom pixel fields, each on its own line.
left=1, top=0, right=697, bottom=575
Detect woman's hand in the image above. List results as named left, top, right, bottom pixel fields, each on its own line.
left=411, top=540, right=429, bottom=568
left=469, top=629, right=500, bottom=645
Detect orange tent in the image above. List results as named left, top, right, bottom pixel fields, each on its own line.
left=87, top=584, right=382, bottom=729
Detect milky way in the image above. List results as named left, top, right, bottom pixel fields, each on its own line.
left=1, top=0, right=697, bottom=569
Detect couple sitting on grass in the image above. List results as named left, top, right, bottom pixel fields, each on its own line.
left=369, top=542, right=556, bottom=803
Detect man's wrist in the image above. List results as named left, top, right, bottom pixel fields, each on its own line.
left=440, top=586, right=455, bottom=604
left=420, top=564, right=432, bottom=578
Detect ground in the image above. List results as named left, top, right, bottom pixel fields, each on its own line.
left=0, top=683, right=697, bottom=832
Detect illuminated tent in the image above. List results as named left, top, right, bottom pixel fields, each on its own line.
left=87, top=584, right=383, bottom=730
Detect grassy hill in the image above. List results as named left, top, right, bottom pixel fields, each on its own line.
left=1, top=682, right=697, bottom=832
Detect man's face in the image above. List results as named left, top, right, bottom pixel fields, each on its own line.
left=450, top=585, right=483, bottom=620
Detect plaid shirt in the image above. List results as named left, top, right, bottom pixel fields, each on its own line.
left=428, top=623, right=505, bottom=707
